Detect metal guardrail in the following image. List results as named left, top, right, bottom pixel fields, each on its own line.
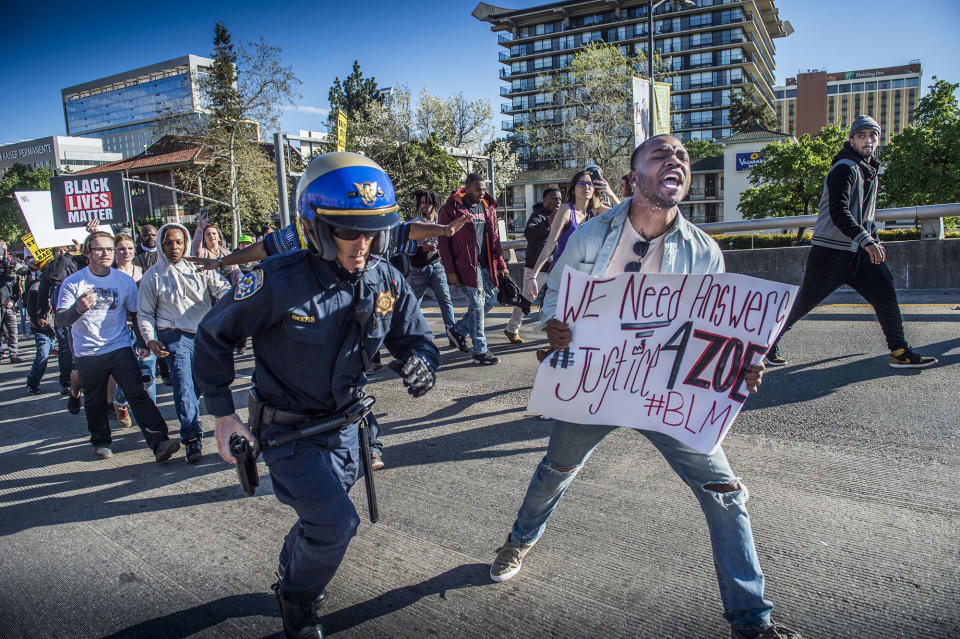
left=697, top=203, right=960, bottom=234
left=499, top=203, right=960, bottom=251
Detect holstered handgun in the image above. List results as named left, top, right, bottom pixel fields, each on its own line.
left=230, top=433, right=259, bottom=497
left=230, top=391, right=266, bottom=497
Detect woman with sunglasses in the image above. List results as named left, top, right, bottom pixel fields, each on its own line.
left=524, top=169, right=614, bottom=300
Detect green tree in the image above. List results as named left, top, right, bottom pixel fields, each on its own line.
left=415, top=89, right=494, bottom=151
left=379, top=135, right=463, bottom=217
left=478, top=138, right=520, bottom=206
left=738, top=125, right=846, bottom=239
left=340, top=86, right=460, bottom=216
left=0, top=164, right=52, bottom=244
left=172, top=23, right=300, bottom=242
left=728, top=85, right=779, bottom=135
left=328, top=60, right=383, bottom=125
left=880, top=78, right=960, bottom=219
left=682, top=138, right=723, bottom=162
left=519, top=42, right=672, bottom=179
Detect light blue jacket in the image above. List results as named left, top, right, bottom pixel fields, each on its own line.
left=541, top=198, right=725, bottom=325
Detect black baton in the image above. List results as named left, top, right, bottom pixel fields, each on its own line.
left=357, top=415, right=380, bottom=524
left=262, top=396, right=376, bottom=449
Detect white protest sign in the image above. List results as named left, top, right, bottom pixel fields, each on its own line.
left=14, top=191, right=111, bottom=249
left=527, top=267, right=798, bottom=454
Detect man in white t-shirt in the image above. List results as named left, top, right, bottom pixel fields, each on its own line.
left=56, top=232, right=179, bottom=462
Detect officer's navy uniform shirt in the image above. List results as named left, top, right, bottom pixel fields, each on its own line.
left=194, top=250, right=439, bottom=417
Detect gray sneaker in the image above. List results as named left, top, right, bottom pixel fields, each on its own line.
left=490, top=536, right=534, bottom=582
left=154, top=439, right=181, bottom=463
left=731, top=621, right=802, bottom=639
left=94, top=446, right=113, bottom=459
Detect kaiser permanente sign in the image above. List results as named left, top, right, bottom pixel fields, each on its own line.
left=49, top=172, right=128, bottom=229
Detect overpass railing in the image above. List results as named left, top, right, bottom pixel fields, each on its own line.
left=500, top=203, right=960, bottom=251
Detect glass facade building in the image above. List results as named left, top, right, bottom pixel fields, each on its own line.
left=476, top=0, right=790, bottom=171
left=61, top=55, right=212, bottom=158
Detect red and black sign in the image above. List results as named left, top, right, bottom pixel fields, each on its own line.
left=49, top=171, right=128, bottom=229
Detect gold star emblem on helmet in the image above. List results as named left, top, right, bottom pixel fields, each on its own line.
left=353, top=181, right=384, bottom=207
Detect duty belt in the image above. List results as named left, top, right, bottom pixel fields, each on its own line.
left=238, top=391, right=380, bottom=522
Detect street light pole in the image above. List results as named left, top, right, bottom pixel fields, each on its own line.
left=648, top=2, right=657, bottom=139
left=647, top=0, right=697, bottom=138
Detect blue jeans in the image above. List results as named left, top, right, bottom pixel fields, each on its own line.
left=54, top=327, right=73, bottom=388
left=26, top=332, right=54, bottom=389
left=510, top=421, right=773, bottom=631
left=454, top=267, right=497, bottom=355
left=157, top=329, right=202, bottom=442
left=409, top=262, right=455, bottom=330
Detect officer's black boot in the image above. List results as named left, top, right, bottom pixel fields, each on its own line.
left=277, top=592, right=325, bottom=639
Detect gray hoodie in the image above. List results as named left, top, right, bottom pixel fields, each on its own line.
left=137, top=222, right=231, bottom=341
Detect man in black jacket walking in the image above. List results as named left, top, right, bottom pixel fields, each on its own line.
left=765, top=115, right=937, bottom=370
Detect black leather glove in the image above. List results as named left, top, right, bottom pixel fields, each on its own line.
left=389, top=355, right=435, bottom=398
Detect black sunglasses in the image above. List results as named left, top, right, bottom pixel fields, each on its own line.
left=331, top=227, right=378, bottom=241
left=623, top=233, right=650, bottom=273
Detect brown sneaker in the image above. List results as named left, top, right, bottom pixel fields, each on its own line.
left=114, top=403, right=132, bottom=428
left=490, top=535, right=534, bottom=582
left=503, top=330, right=524, bottom=344
left=888, top=347, right=937, bottom=369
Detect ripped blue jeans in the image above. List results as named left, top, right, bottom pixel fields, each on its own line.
left=509, top=421, right=774, bottom=631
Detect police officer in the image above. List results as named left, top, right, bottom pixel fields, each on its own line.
left=194, top=152, right=439, bottom=639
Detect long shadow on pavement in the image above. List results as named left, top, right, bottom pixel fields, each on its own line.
left=0, top=432, right=240, bottom=537
left=100, top=591, right=278, bottom=639
left=320, top=563, right=492, bottom=635
left=745, top=335, right=960, bottom=411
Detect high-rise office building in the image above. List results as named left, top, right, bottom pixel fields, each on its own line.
left=61, top=55, right=213, bottom=158
left=475, top=1, right=790, bottom=163
left=774, top=62, right=922, bottom=144
left=474, top=1, right=790, bottom=226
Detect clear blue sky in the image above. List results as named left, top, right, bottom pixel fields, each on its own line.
left=1, top=0, right=957, bottom=145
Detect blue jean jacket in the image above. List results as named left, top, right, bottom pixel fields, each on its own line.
left=540, top=198, right=726, bottom=326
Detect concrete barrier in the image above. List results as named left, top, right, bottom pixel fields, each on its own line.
left=721, top=238, right=960, bottom=289
left=506, top=239, right=960, bottom=290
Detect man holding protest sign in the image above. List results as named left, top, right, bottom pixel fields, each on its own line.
left=490, top=136, right=800, bottom=639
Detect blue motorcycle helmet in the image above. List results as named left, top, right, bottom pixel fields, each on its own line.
left=296, top=152, right=400, bottom=261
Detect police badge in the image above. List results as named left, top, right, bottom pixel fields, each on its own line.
left=375, top=290, right=395, bottom=317
left=234, top=269, right=264, bottom=300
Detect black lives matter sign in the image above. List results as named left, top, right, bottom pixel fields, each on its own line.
left=49, top=171, right=128, bottom=229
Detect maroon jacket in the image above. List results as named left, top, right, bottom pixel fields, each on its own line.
left=438, top=188, right=507, bottom=289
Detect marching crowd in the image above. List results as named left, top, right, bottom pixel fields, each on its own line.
left=2, top=118, right=940, bottom=639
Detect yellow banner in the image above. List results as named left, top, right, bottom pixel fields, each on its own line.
left=335, top=109, right=348, bottom=152
left=653, top=82, right=671, bottom=136
left=21, top=232, right=53, bottom=267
